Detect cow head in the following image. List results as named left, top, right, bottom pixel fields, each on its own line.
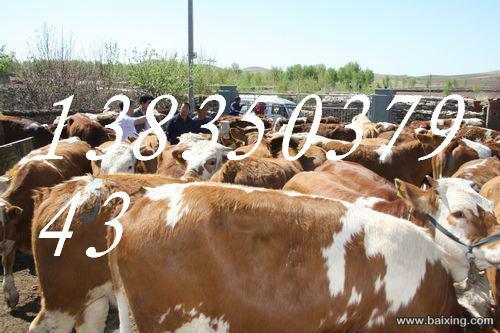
left=172, top=141, right=230, bottom=181
left=92, top=141, right=157, bottom=175
left=395, top=177, right=500, bottom=281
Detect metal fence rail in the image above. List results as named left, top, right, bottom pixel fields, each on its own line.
left=321, top=107, right=362, bottom=123
left=0, top=137, right=33, bottom=174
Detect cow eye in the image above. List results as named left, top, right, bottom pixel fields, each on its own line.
left=451, top=211, right=465, bottom=219
left=128, top=166, right=133, bottom=170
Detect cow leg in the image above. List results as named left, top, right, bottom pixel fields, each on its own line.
left=116, top=289, right=132, bottom=333
left=2, top=250, right=19, bottom=308
left=29, top=308, right=76, bottom=333
left=75, top=297, right=109, bottom=333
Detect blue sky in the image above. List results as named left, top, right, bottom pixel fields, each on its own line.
left=1, top=0, right=499, bottom=75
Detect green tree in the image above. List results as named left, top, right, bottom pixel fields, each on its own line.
left=472, top=84, right=482, bottom=98
left=381, top=75, right=391, bottom=89
left=0, top=46, right=16, bottom=80
left=443, top=79, right=458, bottom=96
left=425, top=75, right=433, bottom=91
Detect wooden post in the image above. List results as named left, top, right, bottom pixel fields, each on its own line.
left=486, top=98, right=500, bottom=131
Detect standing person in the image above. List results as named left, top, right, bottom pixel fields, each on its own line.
left=228, top=96, right=243, bottom=115
left=165, top=102, right=195, bottom=144
left=116, top=101, right=148, bottom=141
left=132, top=94, right=155, bottom=132
left=254, top=102, right=266, bottom=116
left=193, top=105, right=213, bottom=134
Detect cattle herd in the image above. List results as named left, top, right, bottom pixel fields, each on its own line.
left=0, top=109, right=500, bottom=333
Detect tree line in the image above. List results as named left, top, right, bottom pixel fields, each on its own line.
left=0, top=26, right=378, bottom=110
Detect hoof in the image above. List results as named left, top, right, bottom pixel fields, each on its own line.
left=5, top=290, right=19, bottom=308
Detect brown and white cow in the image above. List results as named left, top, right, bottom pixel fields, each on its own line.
left=284, top=160, right=398, bottom=202
left=0, top=115, right=53, bottom=148
left=109, top=179, right=500, bottom=333
left=317, top=135, right=438, bottom=186
left=293, top=123, right=357, bottom=142
left=457, top=126, right=499, bottom=143
left=285, top=164, right=499, bottom=318
left=28, top=174, right=184, bottom=333
left=91, top=135, right=160, bottom=176
left=171, top=140, right=232, bottom=181
left=409, top=119, right=487, bottom=133
left=351, top=114, right=379, bottom=138
left=0, top=138, right=91, bottom=308
left=432, top=137, right=496, bottom=179
left=480, top=176, right=500, bottom=324
left=156, top=133, right=220, bottom=179
left=451, top=157, right=500, bottom=192
left=67, top=113, right=112, bottom=147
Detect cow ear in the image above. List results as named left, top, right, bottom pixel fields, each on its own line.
left=91, top=160, right=102, bottom=176
left=395, top=178, right=437, bottom=213
left=425, top=175, right=439, bottom=188
left=171, top=146, right=188, bottom=165
left=416, top=132, right=444, bottom=148
left=415, top=132, right=433, bottom=145
left=32, top=187, right=50, bottom=207
left=6, top=205, right=23, bottom=223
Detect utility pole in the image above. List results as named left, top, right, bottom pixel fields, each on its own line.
left=188, top=0, right=195, bottom=112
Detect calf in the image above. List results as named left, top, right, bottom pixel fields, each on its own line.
left=67, top=113, right=112, bottom=147
left=0, top=115, right=53, bottom=148
left=0, top=139, right=91, bottom=308
left=29, top=174, right=184, bottom=333
left=171, top=140, right=232, bottom=181
left=156, top=134, right=220, bottom=179
left=110, top=181, right=484, bottom=333
left=91, top=135, right=159, bottom=175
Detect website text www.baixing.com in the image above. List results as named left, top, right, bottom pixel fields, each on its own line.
left=396, top=315, right=494, bottom=327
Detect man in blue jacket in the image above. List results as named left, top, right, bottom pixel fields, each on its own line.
left=228, top=97, right=243, bottom=115
left=165, top=102, right=195, bottom=144
left=193, top=105, right=213, bottom=134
